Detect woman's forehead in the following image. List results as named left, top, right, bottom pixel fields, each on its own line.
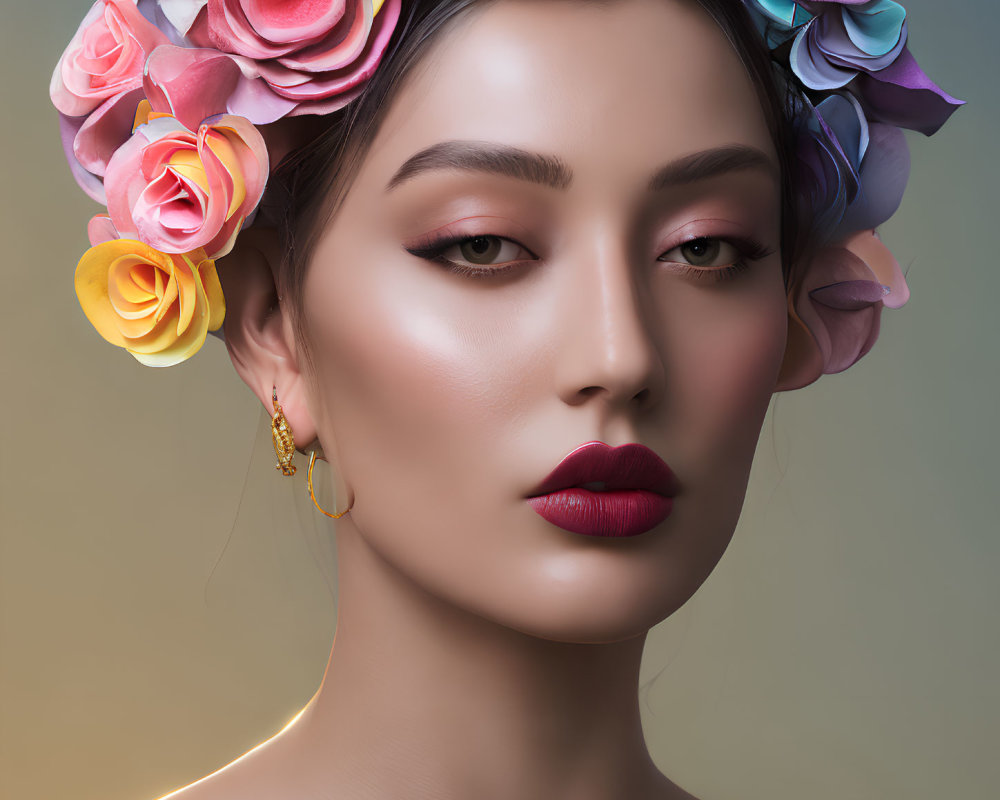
left=368, top=0, right=777, bottom=188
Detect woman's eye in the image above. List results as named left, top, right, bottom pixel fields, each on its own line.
left=405, top=233, right=538, bottom=279
left=658, top=237, right=740, bottom=268
left=440, top=235, right=528, bottom=266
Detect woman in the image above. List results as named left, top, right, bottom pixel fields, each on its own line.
left=24, top=1, right=974, bottom=798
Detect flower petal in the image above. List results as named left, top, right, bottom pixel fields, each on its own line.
left=241, top=0, right=348, bottom=46
left=801, top=245, right=885, bottom=375
left=841, top=0, right=906, bottom=58
left=836, top=121, right=910, bottom=234
left=72, top=86, right=146, bottom=176
left=144, top=45, right=243, bottom=130
left=87, top=214, right=120, bottom=245
left=838, top=228, right=910, bottom=308
left=59, top=112, right=107, bottom=203
left=157, top=0, right=208, bottom=36
left=852, top=46, right=965, bottom=136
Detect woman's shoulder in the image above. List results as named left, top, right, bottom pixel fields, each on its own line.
left=149, top=770, right=274, bottom=800
left=147, top=772, right=242, bottom=800
left=147, top=742, right=294, bottom=800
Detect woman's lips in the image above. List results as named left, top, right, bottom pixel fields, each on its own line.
left=526, top=441, right=678, bottom=538
left=526, top=489, right=673, bottom=538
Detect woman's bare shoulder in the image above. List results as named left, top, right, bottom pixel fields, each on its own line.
left=146, top=743, right=293, bottom=800
left=149, top=771, right=275, bottom=800
left=149, top=741, right=700, bottom=800
left=147, top=771, right=245, bottom=800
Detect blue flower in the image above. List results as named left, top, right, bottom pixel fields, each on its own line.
left=790, top=1, right=908, bottom=90
left=743, top=0, right=814, bottom=48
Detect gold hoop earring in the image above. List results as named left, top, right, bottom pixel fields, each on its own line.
left=271, top=387, right=296, bottom=476
left=307, top=450, right=353, bottom=519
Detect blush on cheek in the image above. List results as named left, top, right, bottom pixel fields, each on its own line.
left=669, top=294, right=787, bottom=484
left=710, top=307, right=786, bottom=453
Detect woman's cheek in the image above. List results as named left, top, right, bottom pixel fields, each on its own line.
left=667, top=283, right=787, bottom=477
left=303, top=257, right=505, bottom=496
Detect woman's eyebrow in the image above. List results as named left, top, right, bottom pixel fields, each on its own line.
left=646, top=145, right=778, bottom=191
left=386, top=140, right=572, bottom=191
left=385, top=140, right=776, bottom=193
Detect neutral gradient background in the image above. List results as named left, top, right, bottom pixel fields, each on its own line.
left=1, top=2, right=997, bottom=799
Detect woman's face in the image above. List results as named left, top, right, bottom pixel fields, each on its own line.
left=300, top=0, right=787, bottom=643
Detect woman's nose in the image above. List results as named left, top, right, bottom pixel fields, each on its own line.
left=552, top=240, right=665, bottom=414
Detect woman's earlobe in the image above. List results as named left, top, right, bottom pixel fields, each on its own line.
left=217, top=227, right=319, bottom=448
left=774, top=229, right=910, bottom=392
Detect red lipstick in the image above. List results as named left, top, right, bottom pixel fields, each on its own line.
left=526, top=441, right=678, bottom=538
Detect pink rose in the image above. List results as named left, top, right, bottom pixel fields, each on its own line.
left=51, top=0, right=171, bottom=202
left=104, top=110, right=268, bottom=258
left=205, top=0, right=363, bottom=60
left=50, top=0, right=167, bottom=117
left=175, top=0, right=401, bottom=123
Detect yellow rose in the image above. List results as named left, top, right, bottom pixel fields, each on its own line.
left=75, top=239, right=224, bottom=366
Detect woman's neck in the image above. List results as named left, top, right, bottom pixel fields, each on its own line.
left=263, top=518, right=693, bottom=800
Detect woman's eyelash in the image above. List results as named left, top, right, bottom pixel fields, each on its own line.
left=406, top=234, right=775, bottom=282
left=659, top=236, right=775, bottom=283
left=658, top=235, right=774, bottom=264
left=729, top=236, right=774, bottom=263
left=405, top=235, right=535, bottom=278
left=675, top=260, right=751, bottom=283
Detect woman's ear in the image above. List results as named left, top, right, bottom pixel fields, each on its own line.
left=774, top=229, right=910, bottom=392
left=216, top=227, right=318, bottom=449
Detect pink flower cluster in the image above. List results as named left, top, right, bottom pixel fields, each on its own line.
left=52, top=0, right=401, bottom=365
left=53, top=0, right=400, bottom=215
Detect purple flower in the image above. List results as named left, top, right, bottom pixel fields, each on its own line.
left=775, top=1, right=963, bottom=135
left=791, top=1, right=907, bottom=90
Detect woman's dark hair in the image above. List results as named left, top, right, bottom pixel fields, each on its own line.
left=270, top=0, right=807, bottom=349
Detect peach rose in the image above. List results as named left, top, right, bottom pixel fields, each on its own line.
left=104, top=110, right=268, bottom=258
left=75, top=237, right=225, bottom=367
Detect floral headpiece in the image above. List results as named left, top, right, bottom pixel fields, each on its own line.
left=53, top=0, right=961, bottom=377
left=742, top=0, right=961, bottom=385
left=53, top=0, right=400, bottom=366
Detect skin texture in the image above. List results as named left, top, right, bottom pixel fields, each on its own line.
left=206, top=1, right=798, bottom=798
